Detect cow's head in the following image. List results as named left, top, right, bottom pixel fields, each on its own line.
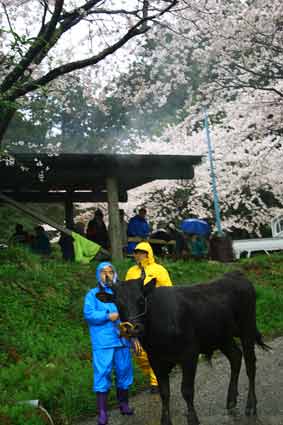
left=96, top=275, right=156, bottom=337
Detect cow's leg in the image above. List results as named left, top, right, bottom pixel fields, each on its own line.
left=180, top=351, right=199, bottom=425
left=158, top=372, right=172, bottom=425
left=220, top=339, right=242, bottom=410
left=241, top=339, right=257, bottom=416
left=149, top=358, right=174, bottom=425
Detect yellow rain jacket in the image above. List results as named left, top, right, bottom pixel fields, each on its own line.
left=125, top=241, right=173, bottom=287
left=125, top=241, right=172, bottom=387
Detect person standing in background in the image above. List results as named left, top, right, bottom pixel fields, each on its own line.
left=31, top=225, right=51, bottom=256
left=87, top=209, right=110, bottom=250
left=127, top=207, right=150, bottom=254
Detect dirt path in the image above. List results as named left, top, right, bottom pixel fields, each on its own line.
left=75, top=336, right=283, bottom=425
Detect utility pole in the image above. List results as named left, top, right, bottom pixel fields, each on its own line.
left=203, top=107, right=223, bottom=235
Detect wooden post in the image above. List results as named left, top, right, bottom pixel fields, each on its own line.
left=106, top=177, right=123, bottom=261
left=65, top=197, right=74, bottom=229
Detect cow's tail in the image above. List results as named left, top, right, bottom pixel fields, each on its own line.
left=255, top=328, right=271, bottom=351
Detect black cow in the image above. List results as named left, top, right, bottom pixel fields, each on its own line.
left=96, top=271, right=269, bottom=425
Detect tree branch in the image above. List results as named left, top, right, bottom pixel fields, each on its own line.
left=66, top=7, right=140, bottom=17
left=1, top=2, right=23, bottom=54
left=60, top=0, right=103, bottom=20
left=8, top=21, right=149, bottom=99
left=5, top=0, right=178, bottom=101
left=0, top=0, right=64, bottom=93
left=33, top=1, right=102, bottom=67
left=39, top=0, right=49, bottom=32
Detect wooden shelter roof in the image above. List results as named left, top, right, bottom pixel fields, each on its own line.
left=0, top=153, right=202, bottom=202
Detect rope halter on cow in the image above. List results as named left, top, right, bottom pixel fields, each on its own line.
left=119, top=298, right=147, bottom=338
left=119, top=322, right=135, bottom=338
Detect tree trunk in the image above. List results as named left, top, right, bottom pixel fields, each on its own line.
left=0, top=106, right=16, bottom=149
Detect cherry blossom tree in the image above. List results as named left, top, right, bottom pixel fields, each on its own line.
left=118, top=0, right=283, bottom=103
left=68, top=0, right=283, bottom=235
left=110, top=0, right=283, bottom=236
left=59, top=0, right=282, bottom=236
left=2, top=0, right=282, bottom=236
left=0, top=0, right=178, bottom=149
left=124, top=85, right=283, bottom=236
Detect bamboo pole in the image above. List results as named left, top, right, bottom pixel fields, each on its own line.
left=0, top=191, right=111, bottom=259
left=0, top=191, right=72, bottom=236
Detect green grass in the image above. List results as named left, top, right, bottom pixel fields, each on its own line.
left=1, top=246, right=283, bottom=424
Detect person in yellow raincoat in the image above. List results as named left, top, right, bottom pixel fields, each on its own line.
left=125, top=241, right=173, bottom=394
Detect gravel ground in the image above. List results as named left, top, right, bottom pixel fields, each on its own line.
left=75, top=336, right=283, bottom=425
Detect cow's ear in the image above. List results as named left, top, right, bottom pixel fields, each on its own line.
left=96, top=292, right=115, bottom=303
left=143, top=278, right=156, bottom=297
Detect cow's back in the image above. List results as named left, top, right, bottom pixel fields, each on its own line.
left=144, top=271, right=257, bottom=356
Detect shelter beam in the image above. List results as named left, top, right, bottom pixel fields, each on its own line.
left=0, top=191, right=128, bottom=203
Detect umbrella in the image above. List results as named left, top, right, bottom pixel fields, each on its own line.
left=180, top=219, right=210, bottom=236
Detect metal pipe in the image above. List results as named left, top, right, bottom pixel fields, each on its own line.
left=203, top=107, right=223, bottom=236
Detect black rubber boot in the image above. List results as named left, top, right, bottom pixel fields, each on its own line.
left=96, top=392, right=108, bottom=425
left=116, top=388, right=134, bottom=415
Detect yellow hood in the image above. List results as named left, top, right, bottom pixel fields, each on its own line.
left=134, top=241, right=155, bottom=267
left=126, top=241, right=172, bottom=287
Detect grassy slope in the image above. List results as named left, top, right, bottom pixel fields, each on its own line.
left=0, top=247, right=283, bottom=424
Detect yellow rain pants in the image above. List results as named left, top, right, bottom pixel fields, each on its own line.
left=134, top=348, right=158, bottom=386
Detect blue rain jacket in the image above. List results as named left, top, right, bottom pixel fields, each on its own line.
left=127, top=215, right=150, bottom=238
left=127, top=215, right=150, bottom=253
left=83, top=262, right=129, bottom=350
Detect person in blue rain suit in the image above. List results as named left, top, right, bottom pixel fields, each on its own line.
left=127, top=207, right=150, bottom=254
left=83, top=262, right=134, bottom=425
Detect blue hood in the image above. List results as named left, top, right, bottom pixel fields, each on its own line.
left=96, top=261, right=118, bottom=288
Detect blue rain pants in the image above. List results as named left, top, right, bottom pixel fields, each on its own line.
left=93, top=346, right=133, bottom=392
